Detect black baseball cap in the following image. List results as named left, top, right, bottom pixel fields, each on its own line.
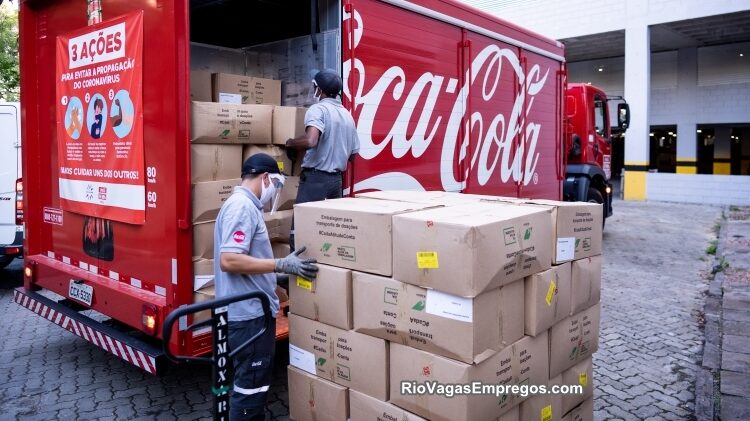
left=310, top=68, right=343, bottom=97
left=242, top=153, right=282, bottom=177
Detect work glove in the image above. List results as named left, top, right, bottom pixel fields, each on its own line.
left=285, top=144, right=298, bottom=162
left=275, top=246, right=318, bottom=279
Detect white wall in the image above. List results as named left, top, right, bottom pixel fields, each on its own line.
left=459, top=0, right=749, bottom=40
left=647, top=173, right=750, bottom=205
left=566, top=44, right=750, bottom=127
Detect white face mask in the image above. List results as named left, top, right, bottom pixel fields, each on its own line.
left=260, top=173, right=286, bottom=211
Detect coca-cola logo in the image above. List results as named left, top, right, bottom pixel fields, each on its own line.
left=343, top=9, right=550, bottom=192
left=233, top=231, right=246, bottom=243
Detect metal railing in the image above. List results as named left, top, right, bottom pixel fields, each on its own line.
left=163, top=292, right=272, bottom=421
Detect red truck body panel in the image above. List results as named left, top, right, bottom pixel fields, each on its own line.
left=345, top=0, right=565, bottom=200
left=19, top=0, right=567, bottom=371
left=20, top=0, right=194, bottom=359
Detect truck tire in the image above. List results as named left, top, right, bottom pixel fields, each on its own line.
left=0, top=255, right=13, bottom=270
left=587, top=188, right=606, bottom=228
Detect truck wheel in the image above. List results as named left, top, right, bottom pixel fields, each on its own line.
left=0, top=255, right=13, bottom=270
left=587, top=188, right=606, bottom=228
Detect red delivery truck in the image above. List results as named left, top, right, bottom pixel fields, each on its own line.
left=15, top=0, right=628, bottom=374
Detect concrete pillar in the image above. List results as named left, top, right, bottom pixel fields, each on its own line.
left=676, top=48, right=698, bottom=174
left=623, top=22, right=650, bottom=200
left=742, top=129, right=750, bottom=175
left=714, top=127, right=731, bottom=175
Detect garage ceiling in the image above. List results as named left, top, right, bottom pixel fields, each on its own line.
left=562, top=10, right=750, bottom=63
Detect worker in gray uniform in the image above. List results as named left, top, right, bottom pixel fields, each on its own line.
left=285, top=68, right=360, bottom=249
left=214, top=153, right=318, bottom=420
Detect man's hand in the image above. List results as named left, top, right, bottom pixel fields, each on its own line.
left=275, top=246, right=318, bottom=279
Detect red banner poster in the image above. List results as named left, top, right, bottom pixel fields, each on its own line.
left=56, top=12, right=145, bottom=224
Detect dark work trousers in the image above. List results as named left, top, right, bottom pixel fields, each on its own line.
left=289, top=168, right=343, bottom=250
left=228, top=316, right=277, bottom=421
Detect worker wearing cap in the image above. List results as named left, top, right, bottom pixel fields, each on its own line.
left=285, top=68, right=360, bottom=249
left=214, top=153, right=318, bottom=420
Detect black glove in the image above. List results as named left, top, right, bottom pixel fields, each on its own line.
left=275, top=246, right=318, bottom=279
left=286, top=145, right=297, bottom=162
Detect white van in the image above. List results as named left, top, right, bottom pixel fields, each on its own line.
left=0, top=103, right=22, bottom=269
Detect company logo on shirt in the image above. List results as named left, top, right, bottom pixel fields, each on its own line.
left=233, top=231, right=246, bottom=243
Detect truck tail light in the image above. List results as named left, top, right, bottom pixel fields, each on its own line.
left=142, top=304, right=159, bottom=336
left=15, top=178, right=23, bottom=225
left=24, top=262, right=36, bottom=283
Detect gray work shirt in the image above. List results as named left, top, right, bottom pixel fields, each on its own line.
left=213, top=186, right=279, bottom=322
left=302, top=97, right=360, bottom=172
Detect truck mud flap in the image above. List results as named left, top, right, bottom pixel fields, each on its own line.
left=13, top=287, right=167, bottom=375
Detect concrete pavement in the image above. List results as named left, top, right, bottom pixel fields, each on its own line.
left=699, top=206, right=750, bottom=421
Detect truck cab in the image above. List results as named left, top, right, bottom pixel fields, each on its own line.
left=0, top=103, right=23, bottom=269
left=564, top=83, right=629, bottom=220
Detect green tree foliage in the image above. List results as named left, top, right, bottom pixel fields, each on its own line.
left=0, top=5, right=19, bottom=102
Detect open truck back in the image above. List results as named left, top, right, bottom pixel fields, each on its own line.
left=17, top=0, right=565, bottom=374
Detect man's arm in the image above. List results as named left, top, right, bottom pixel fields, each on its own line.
left=286, top=126, right=321, bottom=150
left=220, top=252, right=276, bottom=274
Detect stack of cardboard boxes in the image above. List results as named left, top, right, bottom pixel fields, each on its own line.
left=190, top=71, right=307, bottom=307
left=288, top=191, right=603, bottom=421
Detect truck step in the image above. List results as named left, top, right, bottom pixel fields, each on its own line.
left=14, top=287, right=167, bottom=375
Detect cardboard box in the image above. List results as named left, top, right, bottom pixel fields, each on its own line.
left=570, top=256, right=602, bottom=315
left=264, top=210, right=293, bottom=242
left=517, top=200, right=602, bottom=264
left=193, top=258, right=214, bottom=291
left=525, top=263, right=572, bottom=336
left=561, top=357, right=593, bottom=414
left=294, top=198, right=438, bottom=276
left=388, top=332, right=548, bottom=421
left=193, top=285, right=215, bottom=324
left=479, top=198, right=602, bottom=264
left=190, top=101, right=273, bottom=144
left=357, top=190, right=499, bottom=206
left=288, top=366, right=348, bottom=421
left=242, top=144, right=292, bottom=176
left=192, top=220, right=215, bottom=260
left=191, top=144, right=242, bottom=183
left=272, top=242, right=290, bottom=258
left=190, top=70, right=213, bottom=102
left=212, top=73, right=253, bottom=104
left=549, top=304, right=600, bottom=378
left=192, top=179, right=239, bottom=223
left=519, top=374, right=563, bottom=421
left=349, top=389, right=427, bottom=421
left=251, top=77, right=281, bottom=105
left=272, top=106, right=307, bottom=145
left=290, top=264, right=352, bottom=330
left=276, top=285, right=289, bottom=303
left=289, top=314, right=388, bottom=400
left=392, top=202, right=553, bottom=297
left=561, top=397, right=593, bottom=421
left=353, top=272, right=523, bottom=364
left=499, top=406, right=519, bottom=421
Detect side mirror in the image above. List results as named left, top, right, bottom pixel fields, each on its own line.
left=617, top=103, right=630, bottom=130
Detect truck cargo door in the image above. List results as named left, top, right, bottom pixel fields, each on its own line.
left=342, top=0, right=464, bottom=193
left=0, top=104, right=20, bottom=245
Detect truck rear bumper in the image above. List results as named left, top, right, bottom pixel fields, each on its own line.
left=0, top=230, right=24, bottom=257
left=13, top=287, right=167, bottom=375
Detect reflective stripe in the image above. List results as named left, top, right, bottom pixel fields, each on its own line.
left=233, top=385, right=270, bottom=395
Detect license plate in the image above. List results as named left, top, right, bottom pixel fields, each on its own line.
left=69, top=280, right=93, bottom=306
